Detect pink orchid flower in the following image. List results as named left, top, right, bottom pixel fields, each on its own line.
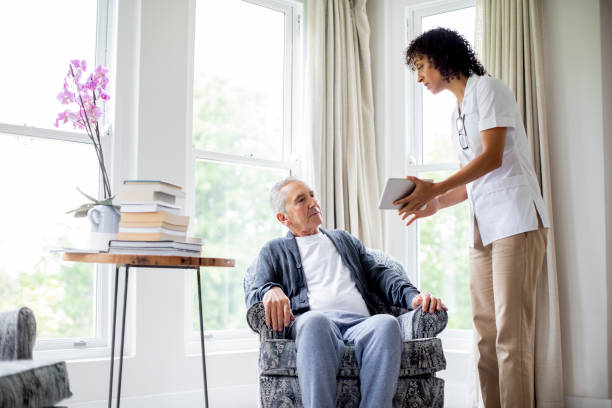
left=56, top=89, right=75, bottom=104
left=56, top=59, right=114, bottom=201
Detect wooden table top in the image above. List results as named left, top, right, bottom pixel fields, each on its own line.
left=63, top=252, right=235, bottom=268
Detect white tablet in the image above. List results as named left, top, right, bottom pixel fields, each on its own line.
left=378, top=178, right=417, bottom=210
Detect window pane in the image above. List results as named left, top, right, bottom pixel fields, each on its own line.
left=193, top=0, right=285, bottom=160
left=418, top=170, right=472, bottom=329
left=0, top=134, right=99, bottom=338
left=0, top=1, right=97, bottom=129
left=193, top=161, right=288, bottom=331
left=421, top=7, right=475, bottom=164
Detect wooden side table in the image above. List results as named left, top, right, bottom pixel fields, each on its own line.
left=62, top=253, right=235, bottom=408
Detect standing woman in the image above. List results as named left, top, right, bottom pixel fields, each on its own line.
left=395, top=28, right=549, bottom=408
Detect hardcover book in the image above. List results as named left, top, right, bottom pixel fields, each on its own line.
left=109, top=239, right=202, bottom=251
left=118, top=201, right=181, bottom=214
left=121, top=180, right=186, bottom=197
left=119, top=211, right=189, bottom=226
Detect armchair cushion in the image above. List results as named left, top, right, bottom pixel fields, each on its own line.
left=0, top=360, right=72, bottom=408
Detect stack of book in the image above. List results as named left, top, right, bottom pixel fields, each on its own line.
left=111, top=180, right=202, bottom=256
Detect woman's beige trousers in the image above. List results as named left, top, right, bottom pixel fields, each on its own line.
left=469, top=218, right=547, bottom=408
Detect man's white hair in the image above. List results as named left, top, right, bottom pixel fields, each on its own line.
left=269, top=176, right=312, bottom=214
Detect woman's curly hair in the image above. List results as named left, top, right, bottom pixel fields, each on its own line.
left=405, top=27, right=486, bottom=81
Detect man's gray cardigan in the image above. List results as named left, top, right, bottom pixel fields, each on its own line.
left=245, top=228, right=420, bottom=315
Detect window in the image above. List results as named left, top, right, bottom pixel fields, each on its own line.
left=405, top=3, right=476, bottom=330
left=190, top=0, right=302, bottom=342
left=0, top=0, right=112, bottom=354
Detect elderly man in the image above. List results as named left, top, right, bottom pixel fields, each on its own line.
left=245, top=177, right=446, bottom=408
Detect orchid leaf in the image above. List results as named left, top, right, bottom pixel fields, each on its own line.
left=73, top=209, right=91, bottom=218
left=98, top=195, right=116, bottom=206
left=76, top=187, right=99, bottom=203
left=66, top=203, right=95, bottom=217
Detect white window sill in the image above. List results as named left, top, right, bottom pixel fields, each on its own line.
left=186, top=329, right=259, bottom=356
left=33, top=345, right=111, bottom=362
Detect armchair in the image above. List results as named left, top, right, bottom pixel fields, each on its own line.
left=244, top=248, right=448, bottom=407
left=0, top=307, right=72, bottom=408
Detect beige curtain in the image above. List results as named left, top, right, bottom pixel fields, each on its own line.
left=476, top=0, right=564, bottom=406
left=304, top=0, right=383, bottom=249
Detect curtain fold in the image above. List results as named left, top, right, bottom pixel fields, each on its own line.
left=304, top=0, right=383, bottom=249
left=476, top=0, right=564, bottom=406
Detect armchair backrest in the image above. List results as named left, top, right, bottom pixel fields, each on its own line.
left=365, top=248, right=411, bottom=317
left=243, top=256, right=258, bottom=304
left=0, top=307, right=36, bottom=360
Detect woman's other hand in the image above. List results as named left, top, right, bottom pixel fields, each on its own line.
left=401, top=196, right=440, bottom=226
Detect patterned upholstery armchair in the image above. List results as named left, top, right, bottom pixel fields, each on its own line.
left=244, top=248, right=448, bottom=407
left=0, top=307, right=72, bottom=408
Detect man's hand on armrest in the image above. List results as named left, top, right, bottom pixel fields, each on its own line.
left=262, top=287, right=295, bottom=331
left=411, top=292, right=448, bottom=314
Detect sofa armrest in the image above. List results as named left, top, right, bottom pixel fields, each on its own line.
left=397, top=305, right=448, bottom=340
left=0, top=307, right=37, bottom=360
left=246, top=302, right=290, bottom=341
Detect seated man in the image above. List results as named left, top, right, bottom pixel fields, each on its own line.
left=245, top=177, right=446, bottom=408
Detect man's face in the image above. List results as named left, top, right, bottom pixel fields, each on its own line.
left=414, top=55, right=445, bottom=94
left=277, top=181, right=322, bottom=236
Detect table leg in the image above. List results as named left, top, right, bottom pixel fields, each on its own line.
left=108, top=265, right=120, bottom=408
left=196, top=267, right=209, bottom=407
left=116, top=265, right=130, bottom=408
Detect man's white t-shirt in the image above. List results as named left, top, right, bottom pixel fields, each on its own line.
left=295, top=231, right=371, bottom=316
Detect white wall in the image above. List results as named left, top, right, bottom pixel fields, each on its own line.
left=137, top=0, right=191, bottom=185
left=601, top=0, right=612, bottom=400
left=541, top=0, right=611, bottom=405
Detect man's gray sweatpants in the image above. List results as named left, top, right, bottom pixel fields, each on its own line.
left=289, top=310, right=402, bottom=408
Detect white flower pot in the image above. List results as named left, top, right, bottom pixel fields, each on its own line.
left=88, top=205, right=120, bottom=250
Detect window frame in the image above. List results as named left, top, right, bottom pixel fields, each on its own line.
left=403, top=0, right=475, bottom=332
left=184, top=0, right=303, bottom=352
left=0, top=0, right=115, bottom=359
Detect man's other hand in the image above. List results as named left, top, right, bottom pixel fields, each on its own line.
left=262, top=287, right=295, bottom=331
left=411, top=292, right=448, bottom=314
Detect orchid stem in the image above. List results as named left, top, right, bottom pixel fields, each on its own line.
left=69, top=63, right=112, bottom=200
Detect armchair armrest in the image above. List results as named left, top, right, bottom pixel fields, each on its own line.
left=246, top=302, right=290, bottom=341
left=397, top=305, right=448, bottom=340
left=0, top=307, right=37, bottom=360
